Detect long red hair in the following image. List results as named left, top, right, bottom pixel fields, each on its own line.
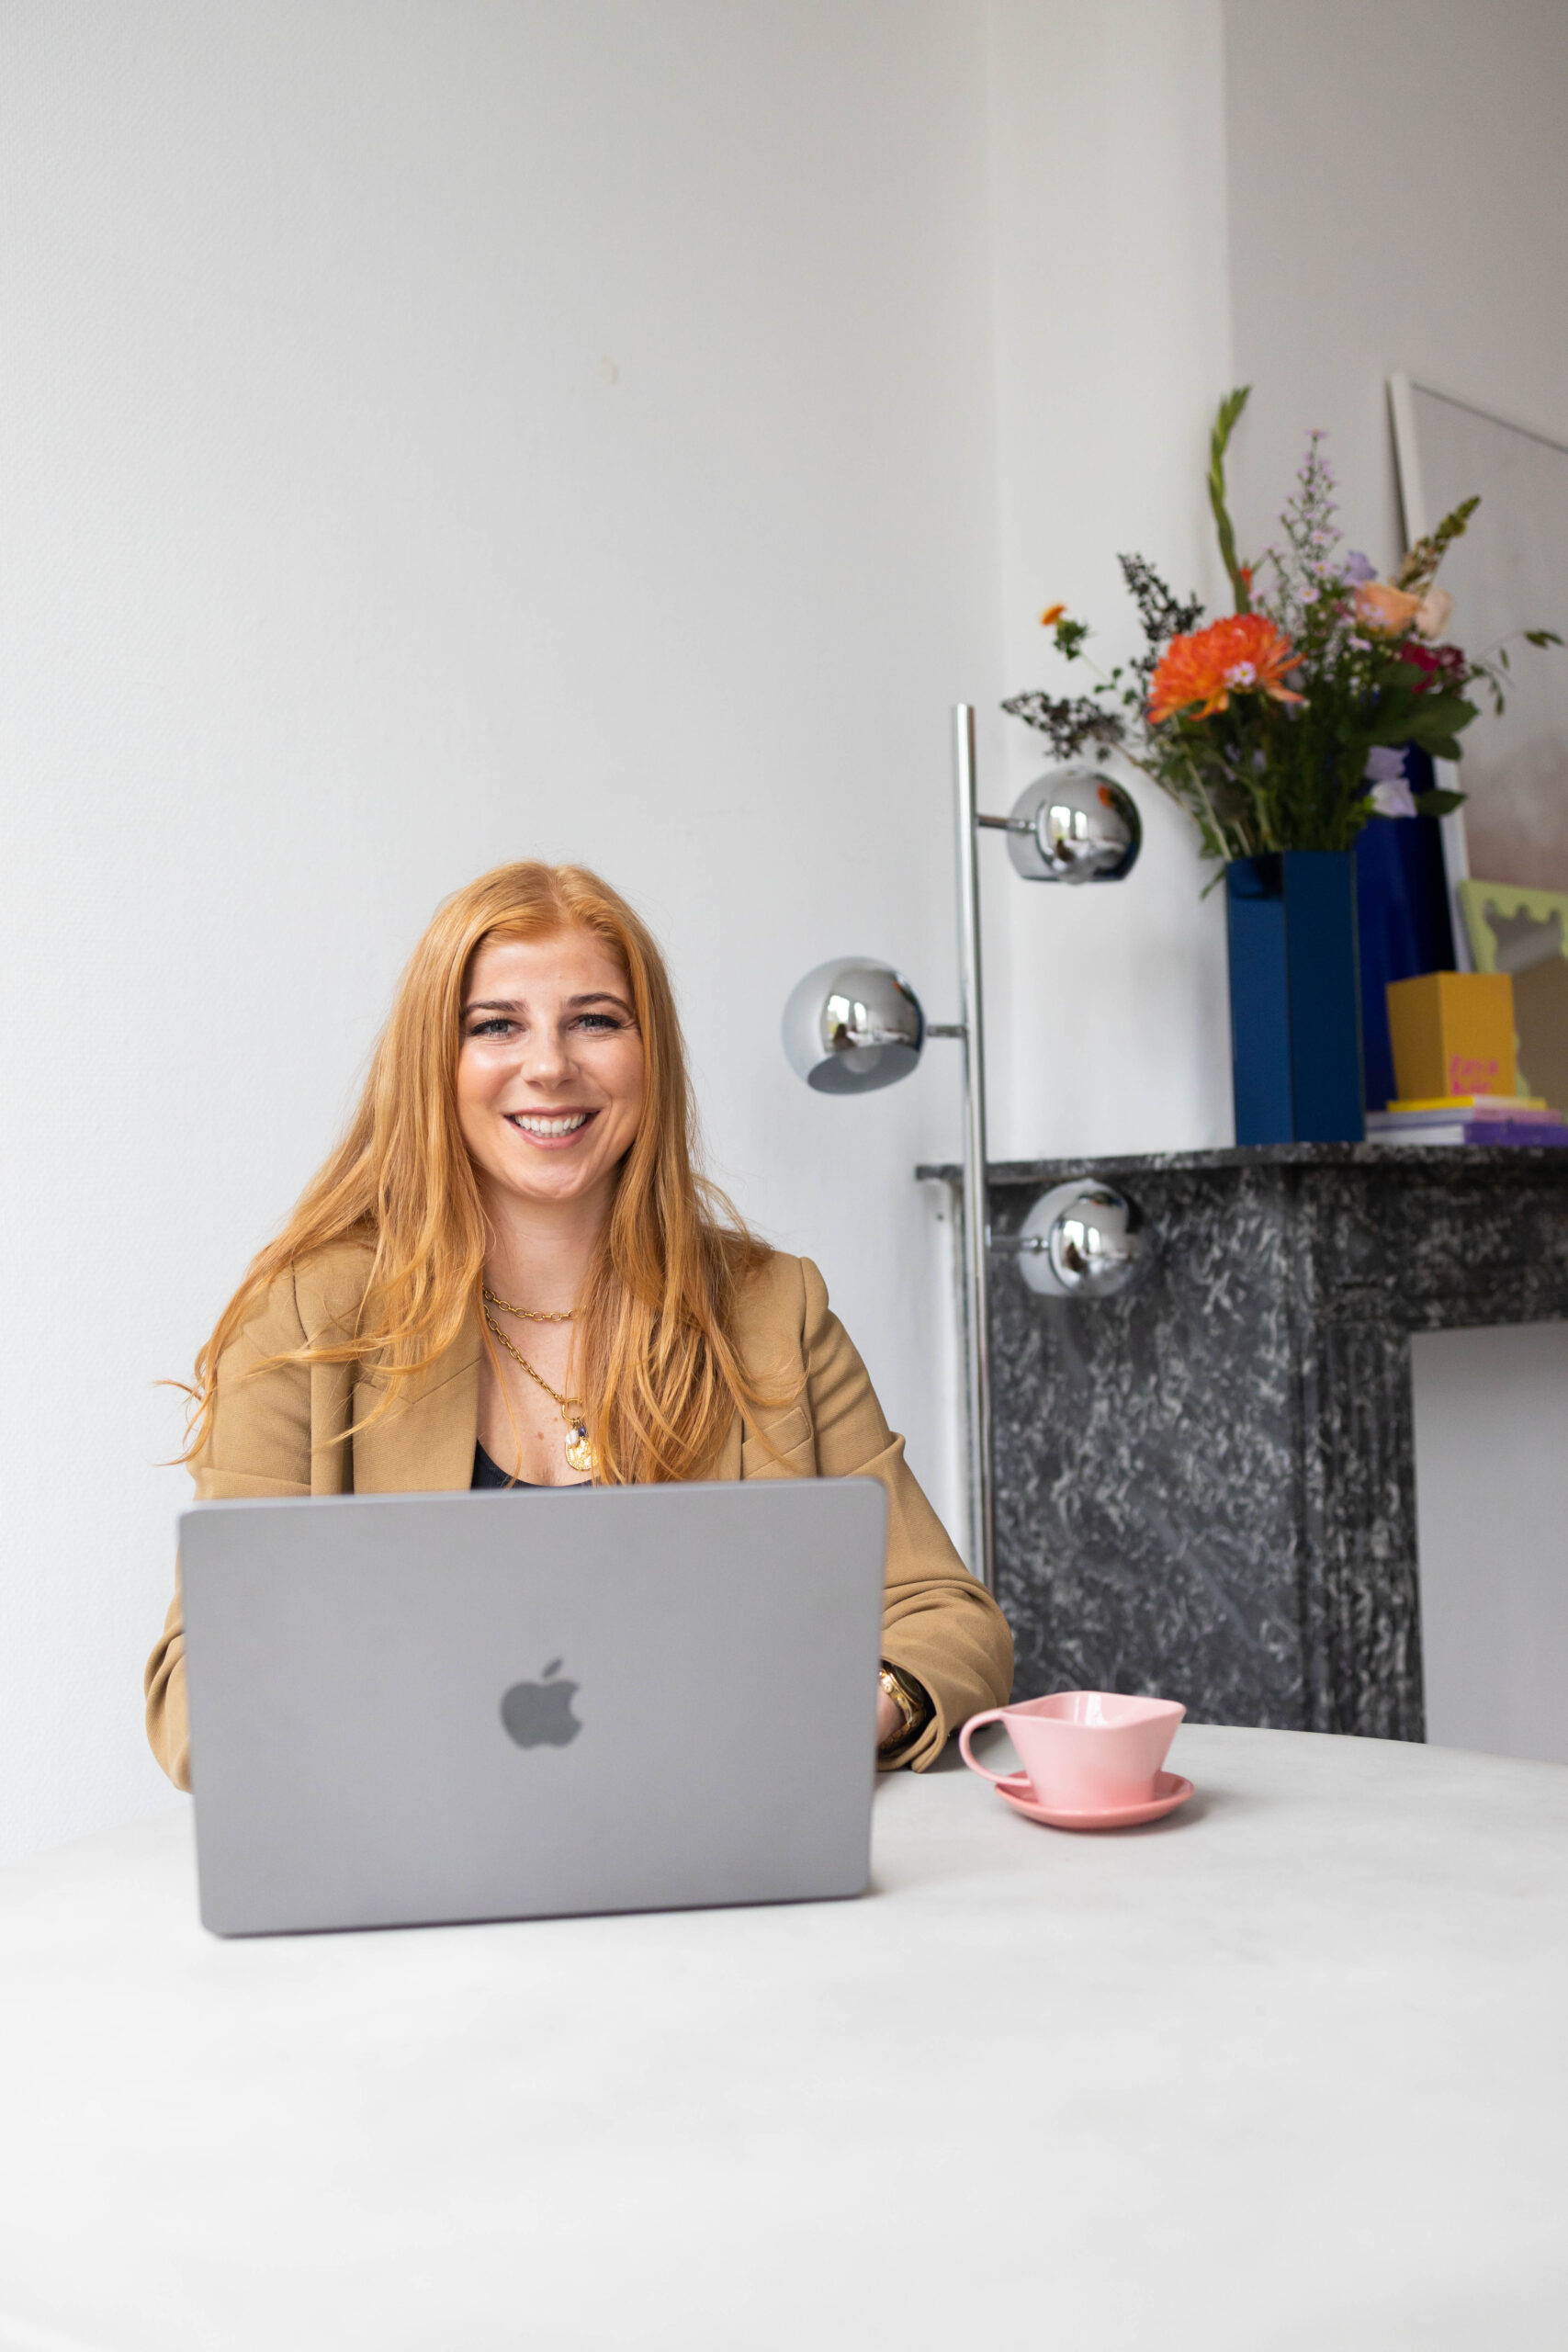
left=179, top=862, right=777, bottom=1482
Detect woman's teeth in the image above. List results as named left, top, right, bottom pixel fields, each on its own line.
left=509, top=1112, right=592, bottom=1136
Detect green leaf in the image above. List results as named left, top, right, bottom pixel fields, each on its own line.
left=1362, top=705, right=1422, bottom=746
left=1414, top=691, right=1476, bottom=729
left=1421, top=737, right=1464, bottom=763
left=1414, top=789, right=1466, bottom=817
left=1401, top=695, right=1478, bottom=753
left=1208, top=387, right=1252, bottom=613
left=1525, top=628, right=1564, bottom=648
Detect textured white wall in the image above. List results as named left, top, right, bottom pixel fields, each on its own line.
left=0, top=0, right=1003, bottom=1860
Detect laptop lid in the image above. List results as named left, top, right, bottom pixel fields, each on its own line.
left=178, top=1477, right=888, bottom=1936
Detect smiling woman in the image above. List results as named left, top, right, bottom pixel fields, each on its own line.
left=457, top=930, right=652, bottom=1478
left=144, top=862, right=1012, bottom=1789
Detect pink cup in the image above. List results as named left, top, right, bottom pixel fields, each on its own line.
left=959, top=1690, right=1186, bottom=1812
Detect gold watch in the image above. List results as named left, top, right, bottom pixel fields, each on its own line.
left=877, top=1663, right=931, bottom=1750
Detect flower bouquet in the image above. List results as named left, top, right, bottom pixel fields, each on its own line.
left=1001, top=386, right=1558, bottom=865
left=1001, top=390, right=1560, bottom=1144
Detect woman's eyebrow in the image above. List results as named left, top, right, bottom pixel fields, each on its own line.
left=461, top=991, right=634, bottom=1016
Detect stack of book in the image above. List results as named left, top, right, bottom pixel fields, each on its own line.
left=1364, top=1095, right=1568, bottom=1148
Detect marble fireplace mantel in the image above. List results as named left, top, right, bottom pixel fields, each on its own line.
left=917, top=1146, right=1568, bottom=1738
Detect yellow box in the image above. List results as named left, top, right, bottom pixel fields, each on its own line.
left=1386, top=971, right=1517, bottom=1104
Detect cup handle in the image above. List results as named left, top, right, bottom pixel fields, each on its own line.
left=958, top=1709, right=1020, bottom=1784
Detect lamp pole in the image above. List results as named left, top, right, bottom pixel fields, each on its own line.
left=781, top=709, right=1142, bottom=1600
left=951, top=704, right=996, bottom=1594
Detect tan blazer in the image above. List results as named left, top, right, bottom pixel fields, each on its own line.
left=144, top=1244, right=1012, bottom=1789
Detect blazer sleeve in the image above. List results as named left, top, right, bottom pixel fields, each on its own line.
left=797, top=1257, right=1013, bottom=1770
left=143, top=1268, right=318, bottom=1792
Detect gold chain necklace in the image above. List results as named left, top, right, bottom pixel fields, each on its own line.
left=483, top=1284, right=575, bottom=1323
left=482, top=1310, right=598, bottom=1476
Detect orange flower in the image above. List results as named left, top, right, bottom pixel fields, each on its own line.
left=1040, top=602, right=1067, bottom=627
left=1147, top=613, right=1303, bottom=724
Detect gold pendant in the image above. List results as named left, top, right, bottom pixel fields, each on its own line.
left=565, top=1422, right=598, bottom=1476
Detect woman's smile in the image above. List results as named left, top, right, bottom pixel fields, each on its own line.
left=504, top=1107, right=597, bottom=1145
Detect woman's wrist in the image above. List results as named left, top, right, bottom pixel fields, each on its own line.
left=876, top=1662, right=932, bottom=1752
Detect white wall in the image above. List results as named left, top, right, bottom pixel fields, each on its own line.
left=1, top=0, right=1251, bottom=1864
left=0, top=0, right=1005, bottom=1860
left=1414, top=1325, right=1568, bottom=1766
left=983, top=0, right=1233, bottom=1162
left=1224, top=0, right=1568, bottom=571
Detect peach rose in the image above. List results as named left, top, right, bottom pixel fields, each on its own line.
left=1354, top=580, right=1422, bottom=634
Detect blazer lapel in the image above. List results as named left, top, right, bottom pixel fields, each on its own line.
left=352, top=1304, right=483, bottom=1494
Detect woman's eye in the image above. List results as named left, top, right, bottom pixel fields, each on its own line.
left=577, top=1013, right=621, bottom=1032
left=468, top=1018, right=515, bottom=1038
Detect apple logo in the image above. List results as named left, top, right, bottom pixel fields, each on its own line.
left=501, top=1658, right=582, bottom=1749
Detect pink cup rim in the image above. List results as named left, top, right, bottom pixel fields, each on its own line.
left=999, top=1690, right=1185, bottom=1731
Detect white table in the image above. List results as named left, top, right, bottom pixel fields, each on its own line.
left=1, top=1724, right=1565, bottom=2352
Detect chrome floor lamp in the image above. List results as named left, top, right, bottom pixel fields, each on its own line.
left=783, top=705, right=1144, bottom=1593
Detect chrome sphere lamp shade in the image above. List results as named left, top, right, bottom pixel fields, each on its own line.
left=1001, top=767, right=1141, bottom=883
left=1013, top=1180, right=1147, bottom=1299
left=781, top=708, right=1142, bottom=1596
left=782, top=958, right=925, bottom=1094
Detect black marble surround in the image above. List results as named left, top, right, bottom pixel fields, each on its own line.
left=919, top=1148, right=1568, bottom=1739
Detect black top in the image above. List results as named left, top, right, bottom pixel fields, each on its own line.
left=471, top=1440, right=590, bottom=1492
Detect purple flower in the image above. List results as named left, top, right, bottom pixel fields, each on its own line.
left=1366, top=747, right=1416, bottom=818
left=1344, top=551, right=1377, bottom=583
left=1369, top=776, right=1418, bottom=820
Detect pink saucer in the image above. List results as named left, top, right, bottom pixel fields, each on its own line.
left=997, top=1769, right=1194, bottom=1831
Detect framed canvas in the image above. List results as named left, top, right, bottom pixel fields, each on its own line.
left=1389, top=376, right=1568, bottom=962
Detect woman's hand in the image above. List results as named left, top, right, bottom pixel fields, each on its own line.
left=875, top=1683, right=903, bottom=1750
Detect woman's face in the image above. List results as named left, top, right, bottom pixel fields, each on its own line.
left=457, top=927, right=647, bottom=1215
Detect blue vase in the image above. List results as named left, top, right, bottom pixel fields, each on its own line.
left=1225, top=852, right=1366, bottom=1145
left=1353, top=753, right=1458, bottom=1110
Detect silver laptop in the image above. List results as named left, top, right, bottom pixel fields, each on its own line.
left=178, top=1477, right=888, bottom=1937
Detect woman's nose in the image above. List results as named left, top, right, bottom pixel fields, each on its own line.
left=520, top=1024, right=574, bottom=1086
